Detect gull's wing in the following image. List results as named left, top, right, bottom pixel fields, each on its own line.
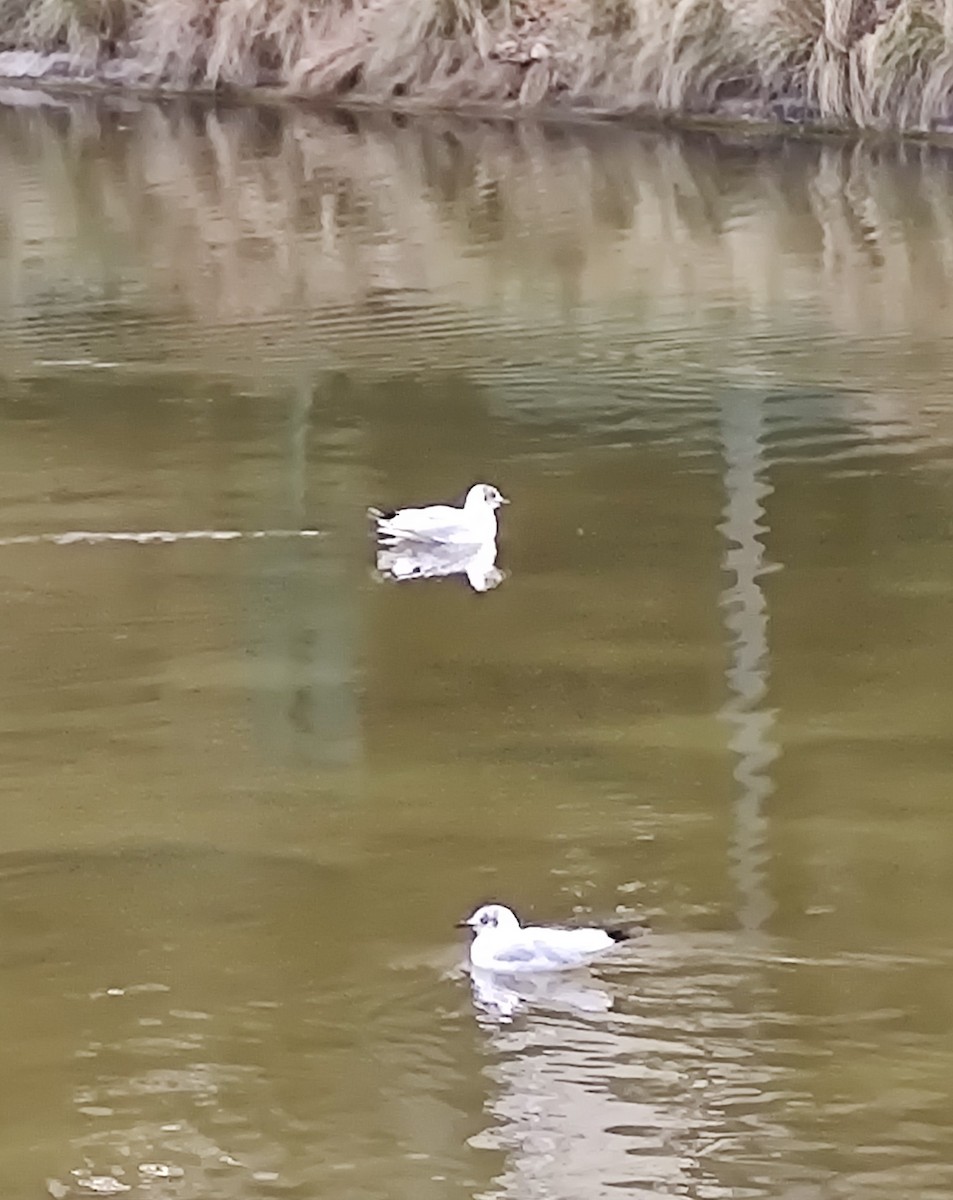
left=489, top=939, right=568, bottom=968
left=523, top=926, right=614, bottom=956
left=491, top=931, right=604, bottom=969
left=377, top=504, right=478, bottom=544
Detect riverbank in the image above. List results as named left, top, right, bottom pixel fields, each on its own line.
left=0, top=1, right=951, bottom=135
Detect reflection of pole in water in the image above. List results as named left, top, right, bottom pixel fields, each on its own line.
left=289, top=375, right=312, bottom=524
left=474, top=1013, right=713, bottom=1199
left=248, top=378, right=360, bottom=767
left=717, top=395, right=779, bottom=933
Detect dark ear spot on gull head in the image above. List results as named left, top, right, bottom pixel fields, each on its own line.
left=455, top=902, right=519, bottom=930
left=464, top=483, right=508, bottom=509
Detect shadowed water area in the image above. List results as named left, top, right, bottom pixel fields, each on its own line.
left=2, top=95, right=953, bottom=1199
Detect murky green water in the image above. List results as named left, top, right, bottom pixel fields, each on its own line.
left=3, top=94, right=953, bottom=1199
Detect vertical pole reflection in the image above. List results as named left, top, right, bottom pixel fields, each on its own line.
left=717, top=394, right=779, bottom=933
left=283, top=377, right=360, bottom=765
left=472, top=1007, right=713, bottom=1199
left=289, top=375, right=312, bottom=525
left=249, top=378, right=360, bottom=767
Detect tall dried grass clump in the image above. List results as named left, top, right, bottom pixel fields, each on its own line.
left=2, top=0, right=953, bottom=131
left=0, top=0, right=134, bottom=61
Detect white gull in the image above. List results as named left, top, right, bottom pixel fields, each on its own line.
left=457, top=903, right=635, bottom=973
left=370, top=483, right=508, bottom=547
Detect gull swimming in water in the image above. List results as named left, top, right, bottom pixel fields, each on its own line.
left=370, top=483, right=508, bottom=547
left=457, top=903, right=635, bottom=973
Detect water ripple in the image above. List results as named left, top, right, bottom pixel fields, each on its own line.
left=0, top=528, right=323, bottom=547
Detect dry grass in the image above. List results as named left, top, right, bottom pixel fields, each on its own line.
left=0, top=0, right=133, bottom=58
left=1, top=0, right=953, bottom=130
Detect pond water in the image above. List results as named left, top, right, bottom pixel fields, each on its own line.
left=2, top=93, right=953, bottom=1200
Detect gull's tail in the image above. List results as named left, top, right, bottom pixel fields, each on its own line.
left=605, top=921, right=649, bottom=943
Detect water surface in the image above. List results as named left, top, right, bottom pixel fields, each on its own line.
left=2, top=96, right=953, bottom=1199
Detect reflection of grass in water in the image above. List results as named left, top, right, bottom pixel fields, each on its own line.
left=3, top=2, right=953, bottom=130
left=2, top=103, right=953, bottom=344
left=0, top=101, right=948, bottom=312
left=2, top=100, right=953, bottom=454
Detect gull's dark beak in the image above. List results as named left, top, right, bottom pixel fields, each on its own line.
left=455, top=919, right=472, bottom=928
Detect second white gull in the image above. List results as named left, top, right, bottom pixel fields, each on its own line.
left=457, top=903, right=635, bottom=973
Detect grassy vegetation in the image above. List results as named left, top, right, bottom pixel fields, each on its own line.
left=1, top=2, right=953, bottom=132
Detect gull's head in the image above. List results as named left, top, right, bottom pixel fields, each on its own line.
left=457, top=903, right=521, bottom=934
left=465, top=483, right=509, bottom=511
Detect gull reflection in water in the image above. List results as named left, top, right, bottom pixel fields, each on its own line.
left=375, top=538, right=505, bottom=592
left=469, top=967, right=613, bottom=1023
left=468, top=969, right=719, bottom=1199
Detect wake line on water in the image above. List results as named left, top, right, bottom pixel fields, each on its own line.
left=0, top=529, right=324, bottom=547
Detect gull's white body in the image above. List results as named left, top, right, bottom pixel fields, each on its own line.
left=371, top=483, right=507, bottom=547
left=459, top=903, right=627, bottom=974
